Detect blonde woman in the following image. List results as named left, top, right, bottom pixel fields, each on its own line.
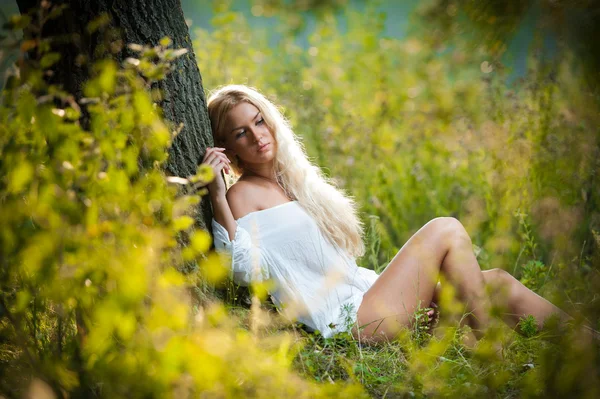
left=203, top=84, right=574, bottom=343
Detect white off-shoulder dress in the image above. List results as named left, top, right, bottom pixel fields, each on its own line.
left=211, top=200, right=380, bottom=338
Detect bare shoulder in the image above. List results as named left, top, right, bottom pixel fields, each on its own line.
left=226, top=180, right=260, bottom=220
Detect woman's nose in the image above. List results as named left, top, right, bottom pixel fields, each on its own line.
left=251, top=129, right=262, bottom=142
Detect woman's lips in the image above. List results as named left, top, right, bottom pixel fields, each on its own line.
left=258, top=143, right=270, bottom=152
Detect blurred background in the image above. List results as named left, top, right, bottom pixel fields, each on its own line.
left=183, top=0, right=598, bottom=307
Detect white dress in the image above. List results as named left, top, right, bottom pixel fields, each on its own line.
left=211, top=200, right=380, bottom=338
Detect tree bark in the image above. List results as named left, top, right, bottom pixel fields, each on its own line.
left=16, top=0, right=214, bottom=230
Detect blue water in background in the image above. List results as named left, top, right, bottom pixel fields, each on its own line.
left=0, top=0, right=556, bottom=90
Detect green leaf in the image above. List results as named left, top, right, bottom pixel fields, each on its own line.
left=7, top=161, right=34, bottom=193
left=15, top=290, right=31, bottom=312
left=159, top=37, right=172, bottom=47
left=518, top=315, right=539, bottom=338
left=190, top=230, right=211, bottom=254
left=98, top=60, right=117, bottom=95
left=173, top=216, right=194, bottom=231
left=40, top=52, right=61, bottom=69
left=5, top=14, right=31, bottom=31
left=86, top=13, right=111, bottom=34
left=189, top=164, right=214, bottom=184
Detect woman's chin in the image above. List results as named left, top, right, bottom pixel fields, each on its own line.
left=257, top=148, right=277, bottom=160
left=242, top=153, right=276, bottom=166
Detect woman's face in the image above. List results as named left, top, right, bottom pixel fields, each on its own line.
left=221, top=101, right=276, bottom=167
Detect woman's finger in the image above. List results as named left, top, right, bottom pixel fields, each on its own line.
left=210, top=157, right=227, bottom=171
left=207, top=161, right=224, bottom=179
left=217, top=150, right=230, bottom=160
left=202, top=147, right=217, bottom=163
left=204, top=148, right=231, bottom=167
left=204, top=150, right=221, bottom=165
left=216, top=152, right=231, bottom=164
left=204, top=150, right=231, bottom=176
left=219, top=159, right=231, bottom=174
left=213, top=158, right=229, bottom=172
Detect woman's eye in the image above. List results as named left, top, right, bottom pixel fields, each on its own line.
left=235, top=130, right=246, bottom=139
left=256, top=118, right=264, bottom=125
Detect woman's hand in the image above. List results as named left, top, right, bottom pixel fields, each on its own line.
left=201, top=147, right=231, bottom=198
left=203, top=147, right=237, bottom=241
left=426, top=301, right=439, bottom=331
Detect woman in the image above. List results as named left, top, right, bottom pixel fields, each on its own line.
left=203, top=84, right=573, bottom=343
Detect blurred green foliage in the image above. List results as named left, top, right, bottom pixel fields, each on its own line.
left=415, top=0, right=600, bottom=96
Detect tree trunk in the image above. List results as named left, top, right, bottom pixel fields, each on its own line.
left=16, top=0, right=214, bottom=230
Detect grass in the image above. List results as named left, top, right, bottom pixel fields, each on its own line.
left=225, top=299, right=579, bottom=398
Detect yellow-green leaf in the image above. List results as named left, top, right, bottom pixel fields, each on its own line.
left=201, top=252, right=228, bottom=284
left=190, top=230, right=211, bottom=254
left=173, top=216, right=194, bottom=231
left=8, top=161, right=34, bottom=193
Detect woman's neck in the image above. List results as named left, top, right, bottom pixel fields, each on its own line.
left=242, top=162, right=276, bottom=182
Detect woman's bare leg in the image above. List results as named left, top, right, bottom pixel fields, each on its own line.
left=481, top=268, right=570, bottom=329
left=434, top=268, right=596, bottom=340
left=353, top=217, right=491, bottom=343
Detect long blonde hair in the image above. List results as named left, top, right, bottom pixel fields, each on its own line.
left=207, top=84, right=365, bottom=257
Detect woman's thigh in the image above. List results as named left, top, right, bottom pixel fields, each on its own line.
left=353, top=218, right=452, bottom=343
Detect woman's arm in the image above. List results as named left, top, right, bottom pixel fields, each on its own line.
left=202, top=147, right=236, bottom=240
left=210, top=191, right=237, bottom=241
left=203, top=148, right=268, bottom=285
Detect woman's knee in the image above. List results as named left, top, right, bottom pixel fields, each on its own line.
left=484, top=268, right=513, bottom=283
left=483, top=268, right=517, bottom=300
left=427, top=217, right=471, bottom=247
